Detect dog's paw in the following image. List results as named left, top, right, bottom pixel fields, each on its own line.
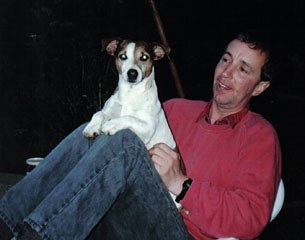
left=101, top=121, right=120, bottom=135
left=82, top=123, right=102, bottom=140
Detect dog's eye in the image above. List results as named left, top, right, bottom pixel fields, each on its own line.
left=140, top=55, right=149, bottom=61
left=119, top=54, right=127, bottom=60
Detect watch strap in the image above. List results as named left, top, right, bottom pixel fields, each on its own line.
left=175, top=178, right=193, bottom=203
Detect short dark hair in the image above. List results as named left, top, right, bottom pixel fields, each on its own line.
left=235, top=30, right=275, bottom=83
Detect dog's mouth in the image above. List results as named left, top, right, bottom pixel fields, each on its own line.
left=128, top=79, right=137, bottom=83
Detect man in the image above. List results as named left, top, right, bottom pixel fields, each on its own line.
left=0, top=30, right=281, bottom=240
left=150, top=31, right=281, bottom=239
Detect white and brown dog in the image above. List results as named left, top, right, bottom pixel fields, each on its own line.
left=82, top=38, right=181, bottom=207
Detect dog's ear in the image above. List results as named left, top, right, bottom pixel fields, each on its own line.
left=101, top=38, right=122, bottom=56
left=152, top=42, right=171, bottom=61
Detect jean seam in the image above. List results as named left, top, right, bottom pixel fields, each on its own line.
left=137, top=146, right=189, bottom=238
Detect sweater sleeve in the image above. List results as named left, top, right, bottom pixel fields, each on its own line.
left=180, top=119, right=282, bottom=239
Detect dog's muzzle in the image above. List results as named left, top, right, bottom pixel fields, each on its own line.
left=127, top=69, right=138, bottom=83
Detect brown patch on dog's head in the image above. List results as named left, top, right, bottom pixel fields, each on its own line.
left=133, top=42, right=153, bottom=78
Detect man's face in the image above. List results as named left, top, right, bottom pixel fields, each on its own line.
left=213, top=39, right=269, bottom=112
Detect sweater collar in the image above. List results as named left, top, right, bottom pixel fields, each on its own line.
left=196, top=100, right=249, bottom=128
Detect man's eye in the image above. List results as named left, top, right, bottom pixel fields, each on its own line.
left=221, top=56, right=230, bottom=64
left=119, top=54, right=127, bottom=60
left=140, top=55, right=149, bottom=61
left=240, top=67, right=249, bottom=74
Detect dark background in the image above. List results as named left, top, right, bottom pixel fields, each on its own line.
left=0, top=0, right=304, bottom=238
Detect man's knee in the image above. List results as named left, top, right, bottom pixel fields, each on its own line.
left=111, top=129, right=146, bottom=150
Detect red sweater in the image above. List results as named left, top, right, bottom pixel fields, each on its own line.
left=163, top=99, right=282, bottom=240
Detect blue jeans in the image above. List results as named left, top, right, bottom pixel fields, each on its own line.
left=0, top=124, right=192, bottom=240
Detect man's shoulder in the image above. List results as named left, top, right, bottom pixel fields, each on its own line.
left=243, top=111, right=277, bottom=135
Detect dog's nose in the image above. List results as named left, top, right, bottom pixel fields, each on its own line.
left=127, top=69, right=138, bottom=82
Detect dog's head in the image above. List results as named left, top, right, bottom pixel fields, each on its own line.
left=101, top=38, right=170, bottom=85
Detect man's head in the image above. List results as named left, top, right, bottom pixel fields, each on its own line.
left=235, top=31, right=274, bottom=83
left=212, top=30, right=273, bottom=113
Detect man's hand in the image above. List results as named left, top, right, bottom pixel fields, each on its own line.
left=149, top=143, right=188, bottom=195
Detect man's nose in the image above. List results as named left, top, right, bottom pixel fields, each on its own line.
left=222, top=64, right=234, bottom=78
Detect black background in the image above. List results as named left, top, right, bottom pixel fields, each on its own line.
left=0, top=0, right=304, bottom=238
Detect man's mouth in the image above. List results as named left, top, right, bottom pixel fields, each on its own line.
left=219, top=82, right=227, bottom=89
left=217, top=81, right=231, bottom=90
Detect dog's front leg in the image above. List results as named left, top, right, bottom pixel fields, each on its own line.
left=83, top=95, right=121, bottom=139
left=101, top=116, right=154, bottom=144
left=82, top=111, right=110, bottom=139
left=83, top=110, right=110, bottom=140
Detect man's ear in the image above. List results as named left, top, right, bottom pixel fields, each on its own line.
left=252, top=81, right=270, bottom=96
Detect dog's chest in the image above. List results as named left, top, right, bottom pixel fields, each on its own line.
left=119, top=95, right=157, bottom=117
left=118, top=85, right=159, bottom=116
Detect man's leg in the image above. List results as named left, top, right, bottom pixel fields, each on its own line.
left=2, top=129, right=192, bottom=240
left=22, top=129, right=191, bottom=239
left=87, top=144, right=192, bottom=240
left=0, top=123, right=90, bottom=237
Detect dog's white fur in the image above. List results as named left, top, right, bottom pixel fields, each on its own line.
left=82, top=38, right=180, bottom=207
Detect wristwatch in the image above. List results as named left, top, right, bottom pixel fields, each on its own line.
left=175, top=178, right=193, bottom=203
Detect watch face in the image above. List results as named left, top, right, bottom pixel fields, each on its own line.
left=184, top=178, right=193, bottom=188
